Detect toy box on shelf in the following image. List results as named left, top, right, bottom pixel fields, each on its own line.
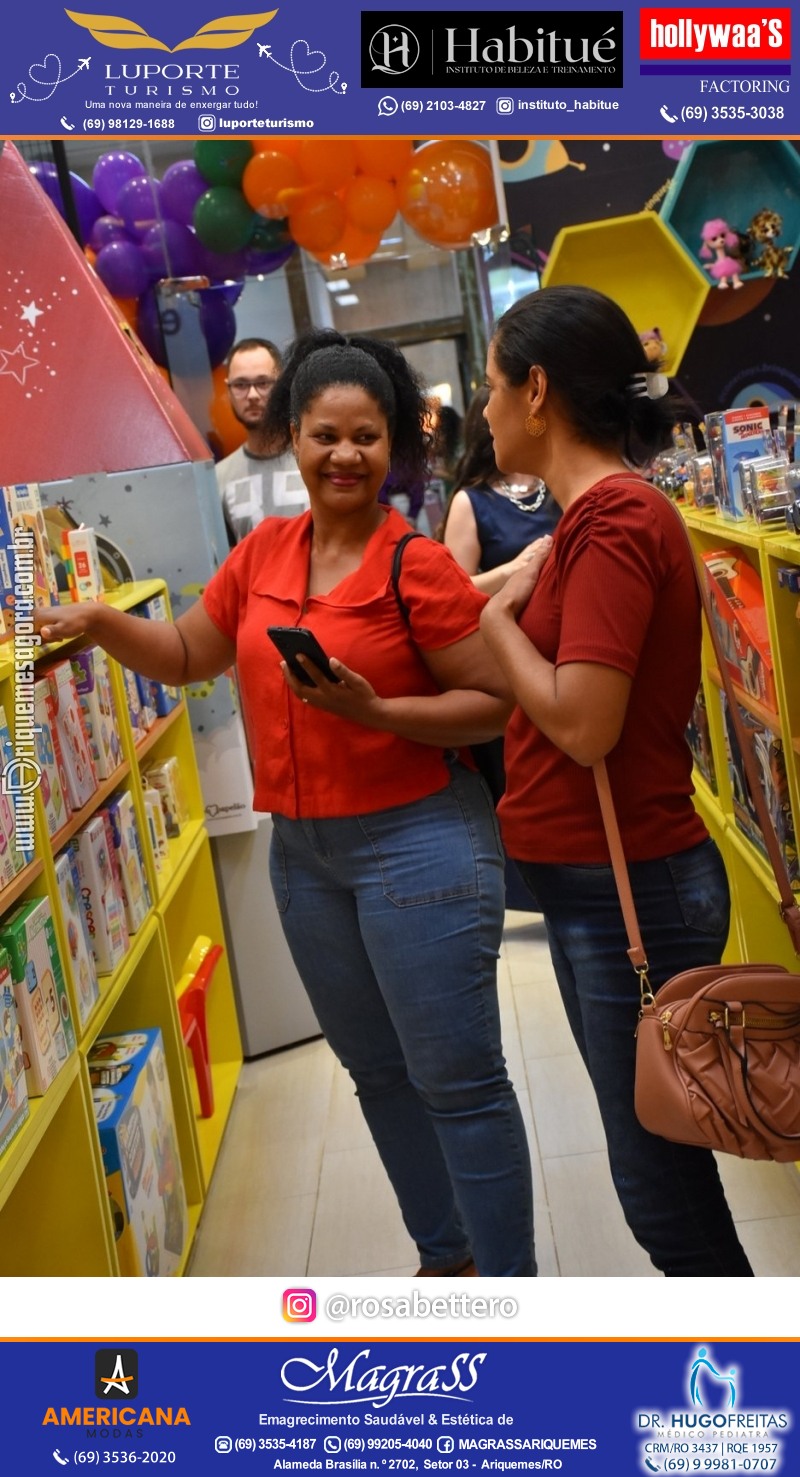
left=0, top=948, right=29, bottom=1156
left=686, top=685, right=717, bottom=794
left=89, top=1027, right=187, bottom=1277
left=721, top=694, right=799, bottom=886
left=701, top=549, right=778, bottom=712
left=705, top=408, right=775, bottom=521
left=53, top=845, right=100, bottom=1032
left=0, top=896, right=76, bottom=1096
left=70, top=646, right=124, bottom=780
left=73, top=814, right=130, bottom=975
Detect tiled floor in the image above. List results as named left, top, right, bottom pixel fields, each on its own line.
left=188, top=911, right=800, bottom=1278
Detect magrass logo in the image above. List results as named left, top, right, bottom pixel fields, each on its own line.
left=95, top=1348, right=139, bottom=1399
left=361, top=10, right=623, bottom=88
left=65, top=7, right=278, bottom=51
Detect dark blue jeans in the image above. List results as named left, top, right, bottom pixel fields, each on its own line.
left=517, top=839, right=754, bottom=1277
left=270, top=764, right=536, bottom=1276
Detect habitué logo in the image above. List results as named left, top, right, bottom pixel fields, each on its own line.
left=361, top=10, right=623, bottom=88
left=95, top=1348, right=139, bottom=1399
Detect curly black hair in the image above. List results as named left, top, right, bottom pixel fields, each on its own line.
left=263, top=328, right=430, bottom=487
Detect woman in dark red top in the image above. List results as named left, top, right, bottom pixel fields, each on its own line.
left=481, top=285, right=752, bottom=1276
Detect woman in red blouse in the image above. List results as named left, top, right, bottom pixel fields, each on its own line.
left=480, top=285, right=752, bottom=1277
left=37, top=329, right=536, bottom=1278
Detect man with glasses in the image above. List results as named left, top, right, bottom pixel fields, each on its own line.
left=215, top=337, right=309, bottom=543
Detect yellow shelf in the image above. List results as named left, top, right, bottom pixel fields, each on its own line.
left=0, top=578, right=242, bottom=1276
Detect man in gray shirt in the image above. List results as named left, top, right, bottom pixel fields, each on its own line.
left=215, top=337, right=309, bottom=542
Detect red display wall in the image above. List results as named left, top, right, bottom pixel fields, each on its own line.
left=0, top=142, right=212, bottom=486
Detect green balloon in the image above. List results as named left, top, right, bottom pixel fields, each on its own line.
left=194, top=139, right=253, bottom=187
left=249, top=216, right=291, bottom=252
left=193, top=186, right=255, bottom=253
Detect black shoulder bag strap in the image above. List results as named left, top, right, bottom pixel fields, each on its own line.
left=390, top=530, right=425, bottom=628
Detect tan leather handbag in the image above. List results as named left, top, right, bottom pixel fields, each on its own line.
left=593, top=499, right=800, bottom=1161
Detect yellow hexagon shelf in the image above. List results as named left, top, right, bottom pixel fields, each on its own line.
left=540, top=210, right=710, bottom=376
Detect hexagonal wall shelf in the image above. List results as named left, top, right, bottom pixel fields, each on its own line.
left=540, top=209, right=709, bottom=376
left=660, top=140, right=800, bottom=287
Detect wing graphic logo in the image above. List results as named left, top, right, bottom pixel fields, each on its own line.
left=64, top=8, right=278, bottom=52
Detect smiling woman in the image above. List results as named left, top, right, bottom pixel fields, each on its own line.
left=34, top=328, right=537, bottom=1279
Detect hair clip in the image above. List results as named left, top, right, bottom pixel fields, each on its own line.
left=629, top=372, right=670, bottom=401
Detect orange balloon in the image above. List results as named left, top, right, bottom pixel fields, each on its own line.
left=209, top=363, right=247, bottom=457
left=297, top=139, right=357, bottom=192
left=250, top=137, right=303, bottom=160
left=289, top=190, right=347, bottom=252
left=84, top=246, right=97, bottom=266
left=114, top=295, right=140, bottom=328
left=242, top=150, right=303, bottom=218
left=343, top=175, right=397, bottom=234
left=397, top=141, right=498, bottom=250
left=310, top=220, right=382, bottom=270
left=355, top=139, right=414, bottom=182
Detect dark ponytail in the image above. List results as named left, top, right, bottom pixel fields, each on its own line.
left=492, top=285, right=677, bottom=466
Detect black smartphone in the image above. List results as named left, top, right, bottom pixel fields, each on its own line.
left=266, top=626, right=340, bottom=688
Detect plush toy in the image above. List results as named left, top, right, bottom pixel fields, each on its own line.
left=748, top=209, right=792, bottom=279
left=639, top=327, right=667, bottom=363
left=699, top=219, right=744, bottom=289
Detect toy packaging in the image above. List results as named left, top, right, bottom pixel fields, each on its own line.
left=739, top=454, right=796, bottom=525
left=689, top=453, right=717, bottom=509
left=134, top=596, right=182, bottom=717
left=106, top=790, right=152, bottom=932
left=143, top=785, right=170, bottom=871
left=705, top=407, right=774, bottom=520
left=0, top=896, right=75, bottom=1096
left=32, top=678, right=70, bottom=838
left=702, top=550, right=778, bottom=712
left=70, top=646, right=123, bottom=779
left=89, top=1028, right=187, bottom=1276
left=144, top=757, right=188, bottom=839
left=45, top=660, right=98, bottom=812
left=121, top=665, right=150, bottom=744
left=4, top=482, right=60, bottom=608
left=0, top=946, right=29, bottom=1156
left=721, top=696, right=799, bottom=884
left=73, top=815, right=130, bottom=974
left=0, top=704, right=32, bottom=872
left=61, top=525, right=104, bottom=602
left=53, top=845, right=100, bottom=1031
left=686, top=685, right=717, bottom=794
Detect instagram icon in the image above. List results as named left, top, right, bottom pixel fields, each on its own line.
left=283, top=1288, right=317, bottom=1322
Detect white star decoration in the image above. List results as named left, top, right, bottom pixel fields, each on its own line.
left=0, top=342, right=39, bottom=385
left=20, top=300, right=43, bottom=327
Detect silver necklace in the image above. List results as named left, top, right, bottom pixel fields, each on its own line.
left=495, top=477, right=547, bottom=511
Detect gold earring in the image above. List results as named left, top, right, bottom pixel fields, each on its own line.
left=525, top=411, right=546, bottom=438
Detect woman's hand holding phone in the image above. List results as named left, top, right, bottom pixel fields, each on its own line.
left=280, top=653, right=385, bottom=726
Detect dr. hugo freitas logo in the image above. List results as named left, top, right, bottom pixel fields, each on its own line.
left=635, top=1345, right=791, bottom=1474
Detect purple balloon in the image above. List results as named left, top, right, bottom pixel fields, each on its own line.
left=29, top=161, right=103, bottom=243
left=242, top=242, right=295, bottom=276
left=160, top=160, right=208, bottom=227
left=213, top=280, right=245, bottom=308
left=117, top=174, right=163, bottom=240
left=662, top=139, right=692, bottom=161
left=198, top=292, right=237, bottom=368
left=92, top=151, right=147, bottom=214
left=95, top=239, right=149, bottom=298
left=90, top=214, right=130, bottom=252
left=194, top=240, right=248, bottom=282
left=141, top=220, right=202, bottom=280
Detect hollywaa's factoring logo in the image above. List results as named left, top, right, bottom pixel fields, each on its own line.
left=361, top=11, right=623, bottom=88
left=65, top=7, right=278, bottom=51
left=639, top=8, right=791, bottom=62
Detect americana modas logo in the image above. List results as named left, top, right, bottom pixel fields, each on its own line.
left=95, top=1348, right=139, bottom=1399
left=65, top=7, right=277, bottom=51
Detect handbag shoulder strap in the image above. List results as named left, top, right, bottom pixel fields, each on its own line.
left=390, top=530, right=425, bottom=628
left=593, top=479, right=800, bottom=960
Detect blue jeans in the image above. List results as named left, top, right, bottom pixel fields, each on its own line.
left=270, top=763, right=536, bottom=1276
left=517, top=839, right=753, bottom=1277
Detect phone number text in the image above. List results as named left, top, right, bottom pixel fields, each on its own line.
left=397, top=99, right=486, bottom=112
left=83, top=117, right=176, bottom=129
